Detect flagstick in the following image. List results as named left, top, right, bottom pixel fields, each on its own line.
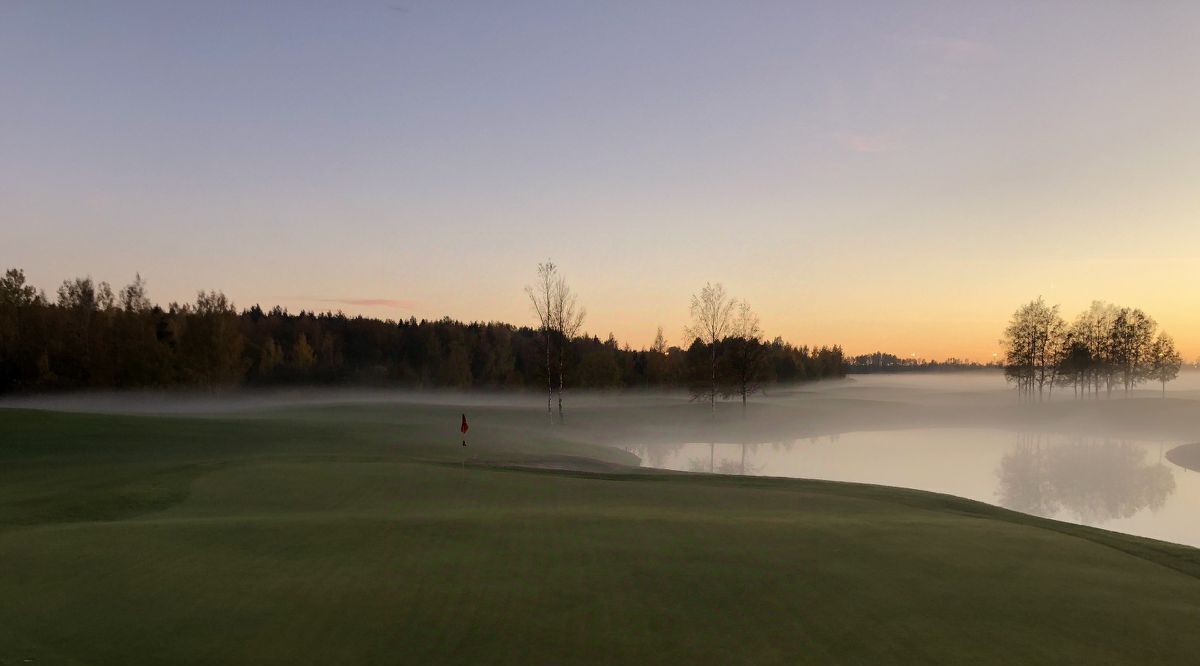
left=460, top=413, right=469, bottom=469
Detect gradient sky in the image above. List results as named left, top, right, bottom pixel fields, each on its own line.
left=4, top=1, right=1199, bottom=361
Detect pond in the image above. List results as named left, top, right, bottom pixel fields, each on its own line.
left=624, top=428, right=1200, bottom=548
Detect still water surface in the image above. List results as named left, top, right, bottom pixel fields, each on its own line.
left=627, top=428, right=1200, bottom=547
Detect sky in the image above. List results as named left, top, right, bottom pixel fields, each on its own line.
left=3, top=1, right=1199, bottom=361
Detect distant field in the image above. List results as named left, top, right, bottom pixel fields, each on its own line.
left=3, top=398, right=1200, bottom=665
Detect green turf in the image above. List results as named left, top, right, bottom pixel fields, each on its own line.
left=2, top=403, right=1200, bottom=665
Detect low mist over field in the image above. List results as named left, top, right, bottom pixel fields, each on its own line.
left=7, top=370, right=1200, bottom=440
left=7, top=371, right=1200, bottom=545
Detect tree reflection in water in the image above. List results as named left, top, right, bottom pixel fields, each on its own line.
left=619, top=442, right=686, bottom=469
left=684, top=441, right=764, bottom=475
left=997, top=434, right=1176, bottom=525
left=625, top=439, right=766, bottom=475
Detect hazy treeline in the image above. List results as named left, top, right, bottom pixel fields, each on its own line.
left=1002, top=297, right=1183, bottom=401
left=522, top=265, right=847, bottom=418
left=846, top=352, right=996, bottom=373
left=0, top=268, right=844, bottom=394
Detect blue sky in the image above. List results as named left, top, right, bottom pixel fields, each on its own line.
left=4, top=1, right=1199, bottom=358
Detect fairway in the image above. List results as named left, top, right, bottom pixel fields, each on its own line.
left=3, top=401, right=1200, bottom=665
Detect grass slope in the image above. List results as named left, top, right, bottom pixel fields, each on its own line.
left=2, top=404, right=1200, bottom=665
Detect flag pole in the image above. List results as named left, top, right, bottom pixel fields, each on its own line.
left=460, top=413, right=469, bottom=469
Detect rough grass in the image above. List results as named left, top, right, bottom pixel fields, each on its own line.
left=2, top=403, right=1200, bottom=665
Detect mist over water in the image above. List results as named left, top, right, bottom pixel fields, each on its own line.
left=5, top=370, right=1199, bottom=546
left=634, top=430, right=1196, bottom=545
left=619, top=371, right=1200, bottom=546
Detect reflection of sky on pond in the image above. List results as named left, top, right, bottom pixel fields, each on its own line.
left=621, top=429, right=1199, bottom=548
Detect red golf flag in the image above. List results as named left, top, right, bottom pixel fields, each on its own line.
left=460, top=414, right=469, bottom=435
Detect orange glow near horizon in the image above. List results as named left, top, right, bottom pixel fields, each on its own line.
left=5, top=3, right=1199, bottom=363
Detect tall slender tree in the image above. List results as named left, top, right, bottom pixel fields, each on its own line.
left=525, top=261, right=557, bottom=415
left=550, top=267, right=585, bottom=420
left=120, top=273, right=151, bottom=312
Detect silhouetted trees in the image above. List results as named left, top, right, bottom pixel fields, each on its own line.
left=845, top=352, right=994, bottom=372
left=1002, top=298, right=1183, bottom=401
left=0, top=267, right=844, bottom=395
left=645, top=326, right=671, bottom=387
left=678, top=285, right=844, bottom=409
left=1148, top=334, right=1182, bottom=397
left=0, top=269, right=44, bottom=389
left=685, top=282, right=737, bottom=411
left=525, top=259, right=587, bottom=420
left=723, top=302, right=766, bottom=410
left=1002, top=297, right=1065, bottom=401
left=1109, top=307, right=1156, bottom=396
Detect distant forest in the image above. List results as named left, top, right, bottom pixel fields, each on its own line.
left=845, top=352, right=997, bottom=373
left=0, top=269, right=845, bottom=395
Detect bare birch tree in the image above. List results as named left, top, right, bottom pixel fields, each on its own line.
left=525, top=260, right=556, bottom=415
left=550, top=269, right=585, bottom=420
left=685, top=282, right=736, bottom=412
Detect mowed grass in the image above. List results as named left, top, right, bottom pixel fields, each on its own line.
left=3, top=403, right=1200, bottom=665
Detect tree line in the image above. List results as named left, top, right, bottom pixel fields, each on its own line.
left=523, top=267, right=845, bottom=417
left=1001, top=297, right=1183, bottom=401
left=0, top=267, right=845, bottom=395
left=845, top=352, right=997, bottom=373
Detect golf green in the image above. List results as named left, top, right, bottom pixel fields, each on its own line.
left=3, top=403, right=1200, bottom=665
